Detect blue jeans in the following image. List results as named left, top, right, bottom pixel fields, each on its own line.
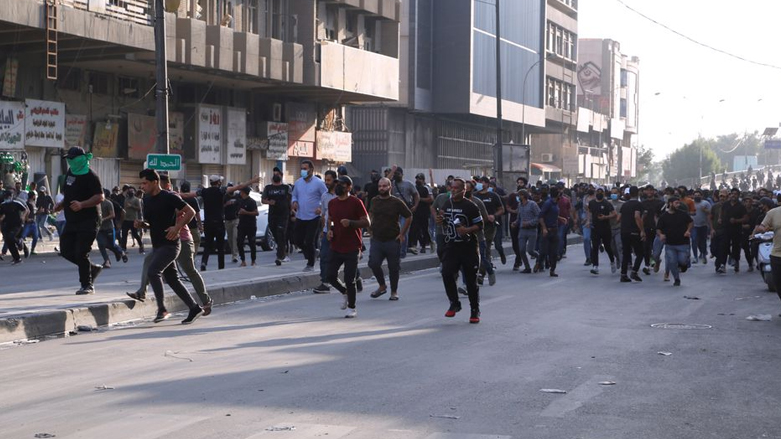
left=691, top=225, right=708, bottom=260
left=478, top=240, right=494, bottom=275
left=665, top=244, right=690, bottom=280
left=55, top=220, right=66, bottom=236
left=582, top=225, right=592, bottom=260
left=399, top=217, right=409, bottom=257
left=36, top=214, right=53, bottom=239
left=21, top=222, right=38, bottom=253
left=557, top=223, right=570, bottom=257
left=319, top=232, right=331, bottom=283
left=653, top=235, right=665, bottom=266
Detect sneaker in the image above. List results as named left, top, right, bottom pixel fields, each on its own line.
left=583, top=259, right=591, bottom=266
left=512, top=264, right=520, bottom=272
left=182, top=307, right=203, bottom=325
left=748, top=265, right=755, bottom=272
left=642, top=267, right=651, bottom=275
left=91, top=264, right=103, bottom=283
left=549, top=271, right=558, bottom=277
left=488, top=273, right=496, bottom=286
left=202, top=300, right=213, bottom=316
left=153, top=311, right=171, bottom=323
left=469, top=308, right=481, bottom=324
left=275, top=259, right=281, bottom=266
left=408, top=248, right=418, bottom=255
left=122, top=252, right=128, bottom=263
left=200, top=264, right=207, bottom=272
left=445, top=301, right=462, bottom=318
left=692, top=258, right=698, bottom=265
left=356, top=277, right=363, bottom=292
left=716, top=265, right=726, bottom=274
left=458, top=286, right=468, bottom=296
left=11, top=258, right=23, bottom=265
left=700, top=256, right=707, bottom=265
left=610, top=260, right=617, bottom=274
left=303, top=265, right=314, bottom=272
left=345, top=307, right=357, bottom=318
left=75, top=286, right=95, bottom=295
left=30, top=250, right=37, bottom=256
left=126, top=292, right=145, bottom=302
left=477, top=275, right=484, bottom=286
left=282, top=256, right=291, bottom=263
left=340, top=294, right=348, bottom=310
left=680, top=264, right=689, bottom=273
left=521, top=267, right=532, bottom=274
left=22, top=244, right=29, bottom=259
left=630, top=272, right=643, bottom=282
left=664, top=272, right=670, bottom=281
left=734, top=264, right=740, bottom=273
left=313, top=283, right=331, bottom=294
left=673, top=279, right=681, bottom=286
left=620, top=275, right=632, bottom=283
left=590, top=266, right=599, bottom=275
left=420, top=247, right=426, bottom=254
left=102, top=261, right=111, bottom=269
left=232, top=257, right=239, bottom=263
left=500, top=253, right=507, bottom=265
left=653, top=261, right=661, bottom=273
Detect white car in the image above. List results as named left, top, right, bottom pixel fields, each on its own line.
left=198, top=190, right=276, bottom=252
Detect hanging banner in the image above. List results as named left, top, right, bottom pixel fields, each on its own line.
left=315, top=131, right=352, bottom=162
left=287, top=141, right=314, bottom=158
left=225, top=107, right=247, bottom=165
left=25, top=99, right=65, bottom=148
left=0, top=101, right=25, bottom=150
left=197, top=104, right=222, bottom=164
left=286, top=102, right=316, bottom=144
left=92, top=121, right=120, bottom=158
left=169, top=112, right=185, bottom=156
left=65, top=114, right=88, bottom=148
left=3, top=57, right=18, bottom=98
left=127, top=113, right=157, bottom=160
left=261, top=121, right=288, bottom=160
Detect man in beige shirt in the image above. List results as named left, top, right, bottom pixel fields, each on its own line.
left=755, top=205, right=781, bottom=299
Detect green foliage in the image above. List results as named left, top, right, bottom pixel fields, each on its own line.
left=662, top=139, right=721, bottom=185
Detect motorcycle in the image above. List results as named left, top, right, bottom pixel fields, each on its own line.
left=753, top=231, right=775, bottom=292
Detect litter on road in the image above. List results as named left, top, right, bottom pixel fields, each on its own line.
left=539, top=389, right=567, bottom=394
left=657, top=352, right=673, bottom=356
left=94, top=385, right=114, bottom=391
left=164, top=350, right=194, bottom=362
left=746, top=314, right=772, bottom=321
left=430, top=414, right=460, bottom=420
left=598, top=381, right=616, bottom=385
left=265, top=426, right=296, bottom=431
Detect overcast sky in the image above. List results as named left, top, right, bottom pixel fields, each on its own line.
left=578, top=0, right=781, bottom=161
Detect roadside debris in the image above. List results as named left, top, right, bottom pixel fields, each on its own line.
left=265, top=426, right=296, bottom=431
left=746, top=314, right=772, bottom=321
left=94, top=385, right=114, bottom=391
left=658, top=352, right=673, bottom=356
left=164, top=350, right=193, bottom=362
left=598, top=381, right=616, bottom=386
left=539, top=389, right=567, bottom=394
left=683, top=296, right=700, bottom=300
left=77, top=325, right=97, bottom=332
left=34, top=434, right=56, bottom=438
left=430, top=414, right=460, bottom=420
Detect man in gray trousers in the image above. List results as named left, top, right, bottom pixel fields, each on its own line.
left=368, top=177, right=412, bottom=301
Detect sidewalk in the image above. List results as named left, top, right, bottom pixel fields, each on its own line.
left=0, top=235, right=583, bottom=343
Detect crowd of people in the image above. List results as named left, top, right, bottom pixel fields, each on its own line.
left=4, top=147, right=781, bottom=326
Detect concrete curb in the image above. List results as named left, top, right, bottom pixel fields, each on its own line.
left=0, top=234, right=584, bottom=343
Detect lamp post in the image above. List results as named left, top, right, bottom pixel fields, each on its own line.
left=494, top=0, right=503, bottom=182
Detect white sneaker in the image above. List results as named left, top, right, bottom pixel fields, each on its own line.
left=340, top=294, right=348, bottom=310
left=282, top=256, right=291, bottom=263
left=345, top=308, right=357, bottom=318
left=610, top=260, right=617, bottom=274
left=590, top=265, right=599, bottom=275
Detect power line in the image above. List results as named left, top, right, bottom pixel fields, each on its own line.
left=615, top=0, right=781, bottom=71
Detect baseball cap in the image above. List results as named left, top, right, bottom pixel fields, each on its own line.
left=415, top=173, right=425, bottom=180
left=64, top=146, right=85, bottom=159
left=760, top=197, right=774, bottom=208
left=209, top=175, right=221, bottom=183
left=337, top=165, right=348, bottom=176
left=337, top=175, right=353, bottom=186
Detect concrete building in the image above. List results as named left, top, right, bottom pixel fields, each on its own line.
left=0, top=0, right=400, bottom=190
left=348, top=0, right=547, bottom=187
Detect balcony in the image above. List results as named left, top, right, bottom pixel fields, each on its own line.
left=60, top=0, right=152, bottom=25
left=318, top=41, right=398, bottom=101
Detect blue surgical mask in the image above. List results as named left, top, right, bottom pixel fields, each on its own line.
left=611, top=194, right=618, bottom=201
left=300, top=169, right=308, bottom=179
left=488, top=187, right=494, bottom=193
left=475, top=183, right=484, bottom=191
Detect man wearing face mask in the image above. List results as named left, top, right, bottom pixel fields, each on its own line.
left=389, top=166, right=419, bottom=258
left=292, top=160, right=327, bottom=271
left=691, top=190, right=712, bottom=265
left=262, top=168, right=291, bottom=266
left=363, top=170, right=380, bottom=210
left=641, top=185, right=665, bottom=274
left=656, top=196, right=693, bottom=286
left=577, top=187, right=596, bottom=266
left=588, top=187, right=617, bottom=275
left=368, top=177, right=411, bottom=301
left=313, top=170, right=338, bottom=294
left=608, top=187, right=624, bottom=269
left=53, top=147, right=105, bottom=295
left=464, top=180, right=494, bottom=285
left=475, top=176, right=504, bottom=283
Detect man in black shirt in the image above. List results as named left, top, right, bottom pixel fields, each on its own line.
left=180, top=181, right=202, bottom=251
left=588, top=187, right=617, bottom=275
left=262, top=170, right=291, bottom=265
left=0, top=191, right=27, bottom=264
left=237, top=187, right=259, bottom=266
left=656, top=196, right=693, bottom=286
left=53, top=147, right=105, bottom=295
left=722, top=188, right=748, bottom=273
left=224, top=186, right=241, bottom=263
left=641, top=185, right=666, bottom=274
left=36, top=186, right=54, bottom=242
left=409, top=173, right=434, bottom=254
left=475, top=176, right=504, bottom=285
left=436, top=178, right=483, bottom=324
left=363, top=170, right=380, bottom=210
left=131, top=169, right=202, bottom=324
left=619, top=186, right=646, bottom=282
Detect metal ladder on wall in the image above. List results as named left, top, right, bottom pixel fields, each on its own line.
left=45, top=0, right=58, bottom=80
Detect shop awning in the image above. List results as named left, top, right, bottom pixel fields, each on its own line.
left=531, top=163, right=562, bottom=173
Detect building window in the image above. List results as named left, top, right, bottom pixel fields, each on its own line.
left=88, top=72, right=110, bottom=95
left=620, top=98, right=627, bottom=118
left=547, top=77, right=575, bottom=111
left=620, top=69, right=628, bottom=87
left=545, top=21, right=577, bottom=62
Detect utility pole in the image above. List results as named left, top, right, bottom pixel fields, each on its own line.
left=154, top=0, right=170, bottom=154
left=494, top=0, right=503, bottom=182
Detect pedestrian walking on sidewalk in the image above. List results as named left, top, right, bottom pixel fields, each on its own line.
left=129, top=169, right=203, bottom=324
left=368, top=177, right=411, bottom=301
left=656, top=196, right=693, bottom=286
left=326, top=176, right=370, bottom=318
left=292, top=160, right=327, bottom=272
left=436, top=178, right=483, bottom=324
left=53, top=147, right=105, bottom=295
left=588, top=187, right=617, bottom=275
left=237, top=186, right=259, bottom=267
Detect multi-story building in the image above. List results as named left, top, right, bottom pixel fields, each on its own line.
left=574, top=38, right=640, bottom=184
left=348, top=0, right=546, bottom=187
left=0, top=0, right=400, bottom=190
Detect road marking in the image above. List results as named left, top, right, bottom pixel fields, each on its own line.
left=540, top=375, right=613, bottom=418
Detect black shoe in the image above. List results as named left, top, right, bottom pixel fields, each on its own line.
left=620, top=275, right=632, bottom=283
left=469, top=308, right=481, bottom=324
left=126, top=292, right=145, bottom=302
left=500, top=253, right=507, bottom=265
left=76, top=286, right=95, bottom=295
left=200, top=264, right=207, bottom=272
left=356, top=277, right=363, bottom=292
left=477, top=276, right=484, bottom=285
left=521, top=267, right=532, bottom=274
left=549, top=271, right=558, bottom=277
left=202, top=300, right=213, bottom=316
left=91, top=264, right=103, bottom=283
left=512, top=264, right=520, bottom=272
left=642, top=267, right=651, bottom=275
left=584, top=259, right=592, bottom=266
left=457, top=286, right=468, bottom=296
left=11, top=258, right=22, bottom=265
left=22, top=244, right=29, bottom=259
left=445, top=301, right=462, bottom=317
left=275, top=259, right=281, bottom=266
left=313, top=283, right=331, bottom=294
left=153, top=311, right=171, bottom=323
left=680, top=264, right=689, bottom=273
left=673, top=279, right=681, bottom=286
left=182, top=307, right=203, bottom=325
left=630, top=272, right=643, bottom=282
left=121, top=252, right=128, bottom=263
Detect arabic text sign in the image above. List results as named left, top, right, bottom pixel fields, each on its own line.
left=25, top=99, right=64, bottom=148
left=147, top=154, right=182, bottom=171
left=128, top=113, right=158, bottom=160
left=315, top=131, right=352, bottom=162
left=225, top=108, right=247, bottom=165
left=264, top=121, right=288, bottom=160
left=0, top=101, right=25, bottom=150
left=92, top=121, right=120, bottom=158
left=197, top=104, right=222, bottom=164
left=65, top=114, right=87, bottom=148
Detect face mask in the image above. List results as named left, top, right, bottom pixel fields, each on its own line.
left=694, top=197, right=702, bottom=203
left=517, top=185, right=523, bottom=191
left=610, top=194, right=618, bottom=201
left=394, top=175, right=402, bottom=182
left=488, top=187, right=494, bottom=193
left=335, top=184, right=346, bottom=196
left=596, top=193, right=604, bottom=200
left=475, top=183, right=484, bottom=192
left=66, top=154, right=92, bottom=176
left=272, top=175, right=282, bottom=183
left=300, top=169, right=309, bottom=179
left=465, top=190, right=472, bottom=198
left=587, top=190, right=595, bottom=196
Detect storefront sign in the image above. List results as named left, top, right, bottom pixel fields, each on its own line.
left=197, top=104, right=222, bottom=164
left=127, top=113, right=157, bottom=160
left=25, top=99, right=64, bottom=148
left=3, top=57, right=18, bottom=98
left=169, top=112, right=185, bottom=156
left=0, top=101, right=25, bottom=150
left=315, top=131, right=352, bottom=162
left=286, top=102, right=316, bottom=144
left=65, top=114, right=88, bottom=148
left=225, top=107, right=246, bottom=165
left=287, top=141, right=314, bottom=158
left=92, top=120, right=120, bottom=158
left=262, top=121, right=288, bottom=160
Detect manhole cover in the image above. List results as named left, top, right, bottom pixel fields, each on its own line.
left=650, top=323, right=712, bottom=330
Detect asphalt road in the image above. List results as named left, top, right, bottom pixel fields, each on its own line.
left=2, top=249, right=781, bottom=439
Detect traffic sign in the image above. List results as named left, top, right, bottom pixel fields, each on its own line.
left=146, top=153, right=182, bottom=171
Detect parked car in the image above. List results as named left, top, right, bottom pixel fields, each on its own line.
left=198, top=190, right=275, bottom=252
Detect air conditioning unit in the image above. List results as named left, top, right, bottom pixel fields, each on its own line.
left=541, top=153, right=554, bottom=163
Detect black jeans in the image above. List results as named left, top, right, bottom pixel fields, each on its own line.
left=60, top=223, right=99, bottom=288
left=510, top=224, right=521, bottom=266
left=237, top=226, right=257, bottom=263
left=725, top=230, right=742, bottom=265
left=147, top=243, right=198, bottom=313
left=328, top=249, right=359, bottom=309
left=441, top=243, right=480, bottom=310
left=120, top=220, right=144, bottom=251
left=1, top=226, right=21, bottom=261
left=590, top=227, right=615, bottom=266
left=268, top=215, right=288, bottom=260
left=409, top=215, right=431, bottom=248
left=621, top=233, right=644, bottom=275
left=712, top=233, right=728, bottom=268
left=539, top=228, right=559, bottom=272
left=368, top=239, right=401, bottom=292
left=295, top=217, right=321, bottom=267
left=770, top=255, right=781, bottom=302
left=202, top=220, right=225, bottom=269
left=493, top=221, right=506, bottom=260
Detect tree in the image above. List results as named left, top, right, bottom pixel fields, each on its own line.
left=662, top=139, right=721, bottom=187
left=632, top=144, right=657, bottom=184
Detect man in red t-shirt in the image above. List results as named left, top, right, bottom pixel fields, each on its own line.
left=327, top=176, right=370, bottom=318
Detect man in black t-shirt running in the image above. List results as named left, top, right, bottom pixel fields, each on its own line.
left=262, top=169, right=291, bottom=265
left=619, top=186, right=646, bottom=282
